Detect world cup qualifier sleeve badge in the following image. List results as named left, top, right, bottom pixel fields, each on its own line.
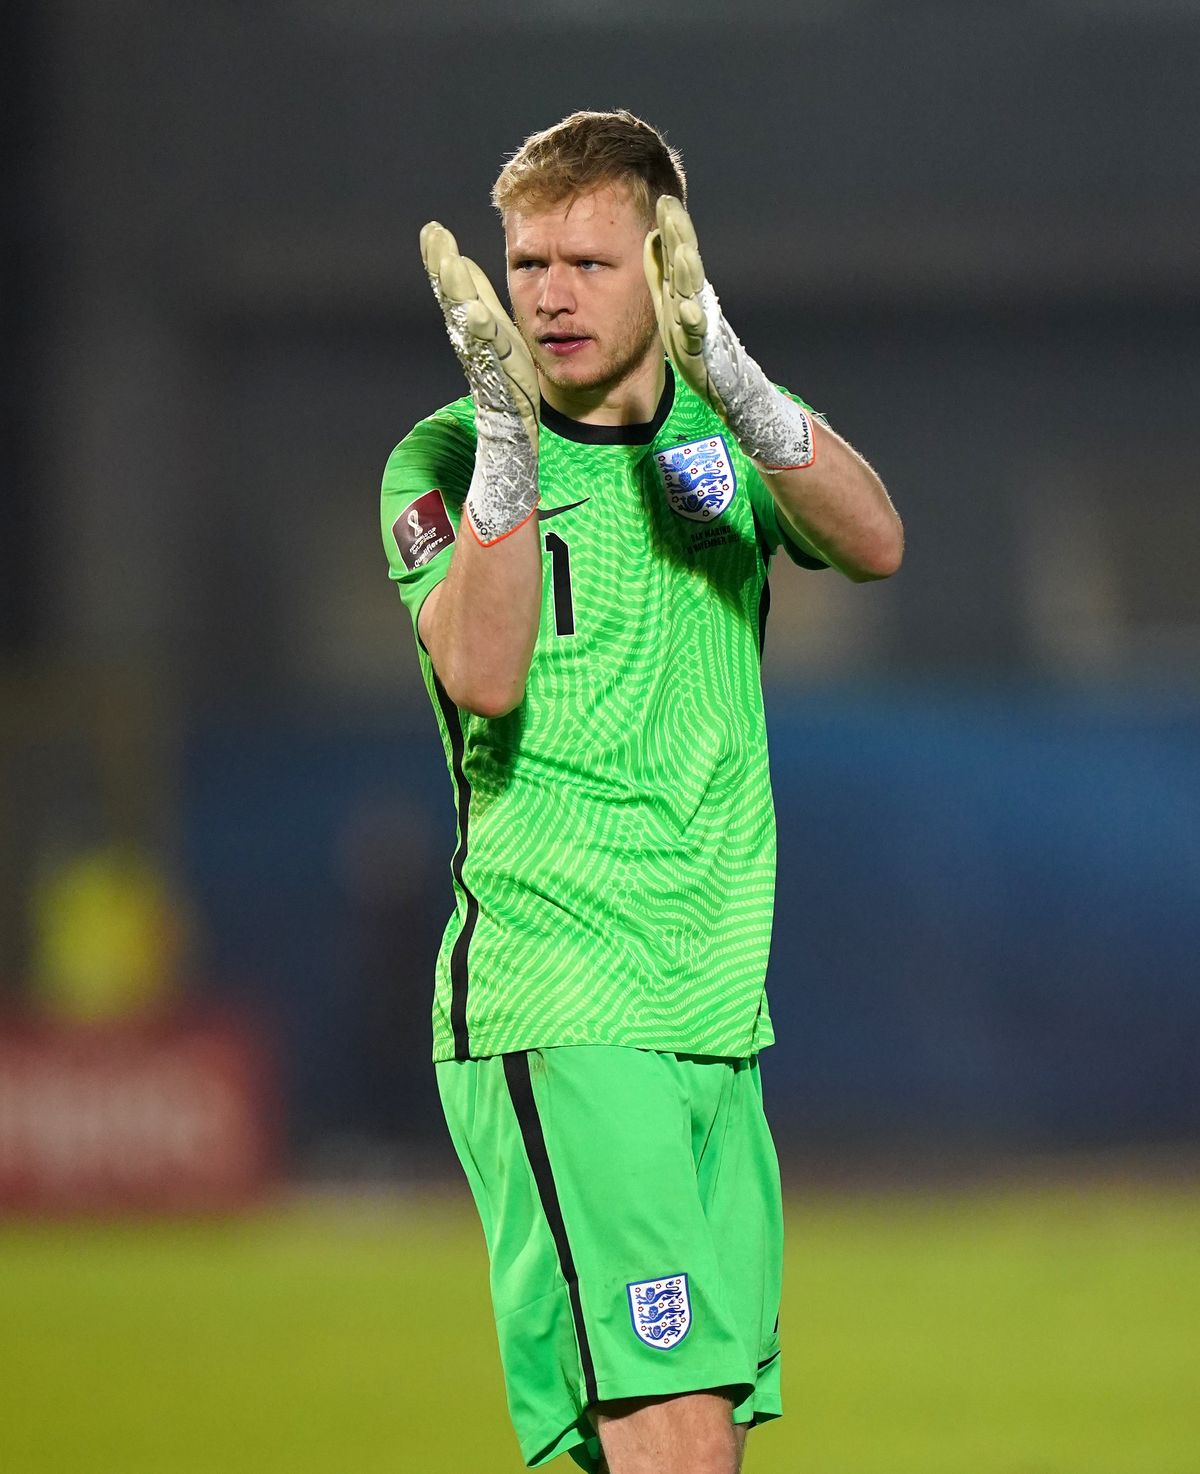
left=393, top=489, right=456, bottom=570
left=654, top=435, right=737, bottom=522
left=626, top=1274, right=692, bottom=1350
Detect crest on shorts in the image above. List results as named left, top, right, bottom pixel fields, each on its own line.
left=626, top=1274, right=692, bottom=1350
left=654, top=435, right=736, bottom=522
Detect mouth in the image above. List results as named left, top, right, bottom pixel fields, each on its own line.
left=538, top=333, right=592, bottom=358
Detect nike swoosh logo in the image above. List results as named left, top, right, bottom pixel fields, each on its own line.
left=536, top=497, right=589, bottom=521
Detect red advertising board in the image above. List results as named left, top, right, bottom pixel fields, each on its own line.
left=0, top=1009, right=280, bottom=1214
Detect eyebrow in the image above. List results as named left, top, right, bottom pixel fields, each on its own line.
left=508, top=246, right=615, bottom=262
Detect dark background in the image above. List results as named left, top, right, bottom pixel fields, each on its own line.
left=3, top=0, right=1198, bottom=1176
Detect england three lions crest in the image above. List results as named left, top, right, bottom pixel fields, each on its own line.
left=654, top=436, right=736, bottom=522
left=627, top=1274, right=692, bottom=1350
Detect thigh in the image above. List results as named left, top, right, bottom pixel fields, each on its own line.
left=438, top=1053, right=592, bottom=1468
left=688, top=1054, right=784, bottom=1425
left=437, top=1047, right=767, bottom=1472
left=524, top=1046, right=756, bottom=1408
left=593, top=1389, right=741, bottom=1474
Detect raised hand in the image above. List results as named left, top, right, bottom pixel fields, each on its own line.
left=421, top=222, right=541, bottom=542
left=644, top=197, right=814, bottom=472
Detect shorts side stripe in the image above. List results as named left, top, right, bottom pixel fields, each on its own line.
left=502, top=1051, right=599, bottom=1407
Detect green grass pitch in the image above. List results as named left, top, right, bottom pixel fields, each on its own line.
left=2, top=1179, right=1196, bottom=1473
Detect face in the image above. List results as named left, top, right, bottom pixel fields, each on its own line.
left=504, top=183, right=661, bottom=398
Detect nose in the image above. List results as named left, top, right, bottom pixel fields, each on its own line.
left=537, top=262, right=576, bottom=317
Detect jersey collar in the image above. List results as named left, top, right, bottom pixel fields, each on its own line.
left=539, top=362, right=675, bottom=446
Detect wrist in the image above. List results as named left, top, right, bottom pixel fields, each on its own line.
left=736, top=387, right=816, bottom=473
left=719, top=351, right=815, bottom=473
left=465, top=498, right=539, bottom=547
left=465, top=416, right=540, bottom=546
left=692, top=283, right=816, bottom=472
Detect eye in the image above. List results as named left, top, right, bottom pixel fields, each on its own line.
left=577, top=260, right=602, bottom=272
left=511, top=259, right=543, bottom=273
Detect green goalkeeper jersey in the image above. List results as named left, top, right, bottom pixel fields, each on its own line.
left=381, top=365, right=827, bottom=1063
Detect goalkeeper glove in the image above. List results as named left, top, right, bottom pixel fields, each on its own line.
left=420, top=221, right=540, bottom=543
left=644, top=196, right=815, bottom=472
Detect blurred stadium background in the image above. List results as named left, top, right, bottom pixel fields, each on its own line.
left=2, top=2, right=1198, bottom=1471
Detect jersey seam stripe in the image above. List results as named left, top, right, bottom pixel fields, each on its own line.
left=757, top=574, right=771, bottom=660
left=777, top=517, right=830, bottom=571
left=502, top=1051, right=599, bottom=1407
left=433, top=672, right=476, bottom=1060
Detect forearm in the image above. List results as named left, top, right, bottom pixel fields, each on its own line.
left=420, top=514, right=542, bottom=718
left=759, top=419, right=903, bottom=582
left=645, top=199, right=902, bottom=583
left=416, top=221, right=546, bottom=715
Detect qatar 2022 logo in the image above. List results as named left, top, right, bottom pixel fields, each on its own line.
left=654, top=436, right=736, bottom=522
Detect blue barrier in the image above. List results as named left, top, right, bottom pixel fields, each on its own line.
left=181, top=686, right=1200, bottom=1154
left=764, top=685, right=1200, bottom=1148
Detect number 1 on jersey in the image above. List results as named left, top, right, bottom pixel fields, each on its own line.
left=544, top=532, right=575, bottom=637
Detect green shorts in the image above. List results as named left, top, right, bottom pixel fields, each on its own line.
left=436, top=1046, right=784, bottom=1471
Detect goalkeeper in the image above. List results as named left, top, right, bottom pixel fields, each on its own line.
left=381, top=110, right=901, bottom=1474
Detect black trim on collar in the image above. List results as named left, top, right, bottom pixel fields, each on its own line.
left=539, top=362, right=675, bottom=445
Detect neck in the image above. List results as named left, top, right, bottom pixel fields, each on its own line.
left=539, top=350, right=666, bottom=426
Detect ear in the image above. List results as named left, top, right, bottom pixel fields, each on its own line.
left=643, top=227, right=668, bottom=347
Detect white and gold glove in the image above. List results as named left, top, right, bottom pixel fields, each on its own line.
left=420, top=222, right=540, bottom=543
left=644, top=196, right=815, bottom=472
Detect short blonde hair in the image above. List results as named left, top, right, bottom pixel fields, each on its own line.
left=492, top=110, right=687, bottom=223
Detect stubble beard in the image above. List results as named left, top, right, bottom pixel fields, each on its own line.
left=522, top=298, right=662, bottom=400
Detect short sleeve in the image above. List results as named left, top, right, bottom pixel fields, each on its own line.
left=744, top=387, right=831, bottom=571
left=380, top=409, right=475, bottom=632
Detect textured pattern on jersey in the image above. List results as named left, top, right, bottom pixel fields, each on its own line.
left=381, top=372, right=824, bottom=1062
